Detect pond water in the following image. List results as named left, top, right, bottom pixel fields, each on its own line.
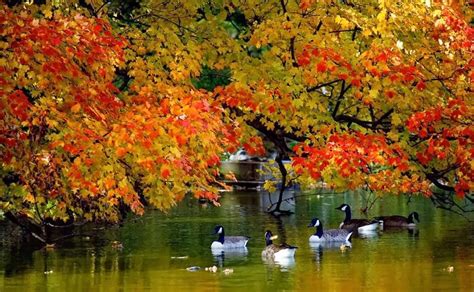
left=1, top=190, right=473, bottom=291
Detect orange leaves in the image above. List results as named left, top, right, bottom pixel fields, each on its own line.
left=215, top=85, right=253, bottom=108
left=160, top=166, right=171, bottom=180
left=174, top=133, right=188, bottom=146
left=300, top=0, right=317, bottom=10
left=71, top=103, right=81, bottom=113
left=104, top=178, right=116, bottom=190
left=1, top=6, right=125, bottom=123
left=194, top=190, right=220, bottom=204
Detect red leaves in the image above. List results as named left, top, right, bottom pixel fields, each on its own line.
left=206, top=154, right=221, bottom=167
left=42, top=45, right=60, bottom=57
left=0, top=137, right=17, bottom=148
left=375, top=52, right=389, bottom=63
left=8, top=90, right=31, bottom=121
left=406, top=98, right=472, bottom=194
left=454, top=180, right=469, bottom=198
left=299, top=0, right=315, bottom=10
left=243, top=136, right=266, bottom=156
left=350, top=78, right=361, bottom=87
left=416, top=81, right=426, bottom=91
left=292, top=132, right=414, bottom=191
left=297, top=49, right=311, bottom=66
left=385, top=90, right=395, bottom=98
left=316, top=61, right=327, bottom=73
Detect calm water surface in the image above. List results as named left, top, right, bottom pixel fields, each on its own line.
left=1, top=190, right=473, bottom=291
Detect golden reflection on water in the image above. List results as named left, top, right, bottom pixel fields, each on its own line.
left=1, top=191, right=473, bottom=291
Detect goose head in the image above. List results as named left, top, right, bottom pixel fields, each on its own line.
left=308, top=218, right=321, bottom=227
left=408, top=212, right=420, bottom=224
left=308, top=218, right=324, bottom=237
left=335, top=203, right=350, bottom=212
left=213, top=225, right=225, bottom=244
left=264, top=230, right=278, bottom=246
left=213, top=225, right=224, bottom=235
left=336, top=204, right=352, bottom=222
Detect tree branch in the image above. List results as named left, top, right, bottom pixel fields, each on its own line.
left=307, top=79, right=342, bottom=93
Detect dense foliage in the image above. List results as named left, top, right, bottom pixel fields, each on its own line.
left=0, top=0, right=472, bottom=243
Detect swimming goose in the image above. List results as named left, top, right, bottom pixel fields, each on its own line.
left=308, top=218, right=353, bottom=242
left=375, top=212, right=420, bottom=228
left=211, top=225, right=249, bottom=249
left=336, top=204, right=379, bottom=233
left=261, top=230, right=297, bottom=259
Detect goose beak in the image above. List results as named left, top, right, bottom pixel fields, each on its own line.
left=270, top=235, right=278, bottom=240
left=307, top=223, right=314, bottom=227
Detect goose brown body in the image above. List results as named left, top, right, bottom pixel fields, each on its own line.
left=375, top=212, right=420, bottom=228
left=336, top=204, right=379, bottom=233
left=261, top=230, right=297, bottom=259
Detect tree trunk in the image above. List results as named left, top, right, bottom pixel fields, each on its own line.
left=269, top=154, right=293, bottom=215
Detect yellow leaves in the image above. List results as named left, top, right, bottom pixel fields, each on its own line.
left=432, top=9, right=442, bottom=18
left=263, top=180, right=277, bottom=192
left=376, top=9, right=388, bottom=23
left=84, top=213, right=93, bottom=221
left=368, top=89, right=379, bottom=101
left=391, top=113, right=403, bottom=126
left=335, top=15, right=352, bottom=30
left=362, top=29, right=373, bottom=37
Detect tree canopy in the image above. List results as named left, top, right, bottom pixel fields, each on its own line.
left=0, top=0, right=473, bottom=243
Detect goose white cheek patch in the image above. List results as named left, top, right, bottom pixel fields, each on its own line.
left=341, top=206, right=347, bottom=211
left=218, top=227, right=223, bottom=234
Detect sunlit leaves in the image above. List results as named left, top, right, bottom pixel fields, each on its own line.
left=0, top=5, right=242, bottom=227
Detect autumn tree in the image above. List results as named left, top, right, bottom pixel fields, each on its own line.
left=1, top=0, right=473, bottom=247
left=99, top=0, right=470, bottom=215
left=203, top=0, right=473, bottom=215
left=0, top=4, right=244, bottom=244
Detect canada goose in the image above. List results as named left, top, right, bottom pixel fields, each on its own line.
left=261, top=230, right=297, bottom=259
left=308, top=218, right=353, bottom=242
left=211, top=225, right=249, bottom=249
left=375, top=212, right=420, bottom=228
left=336, top=204, right=379, bottom=233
